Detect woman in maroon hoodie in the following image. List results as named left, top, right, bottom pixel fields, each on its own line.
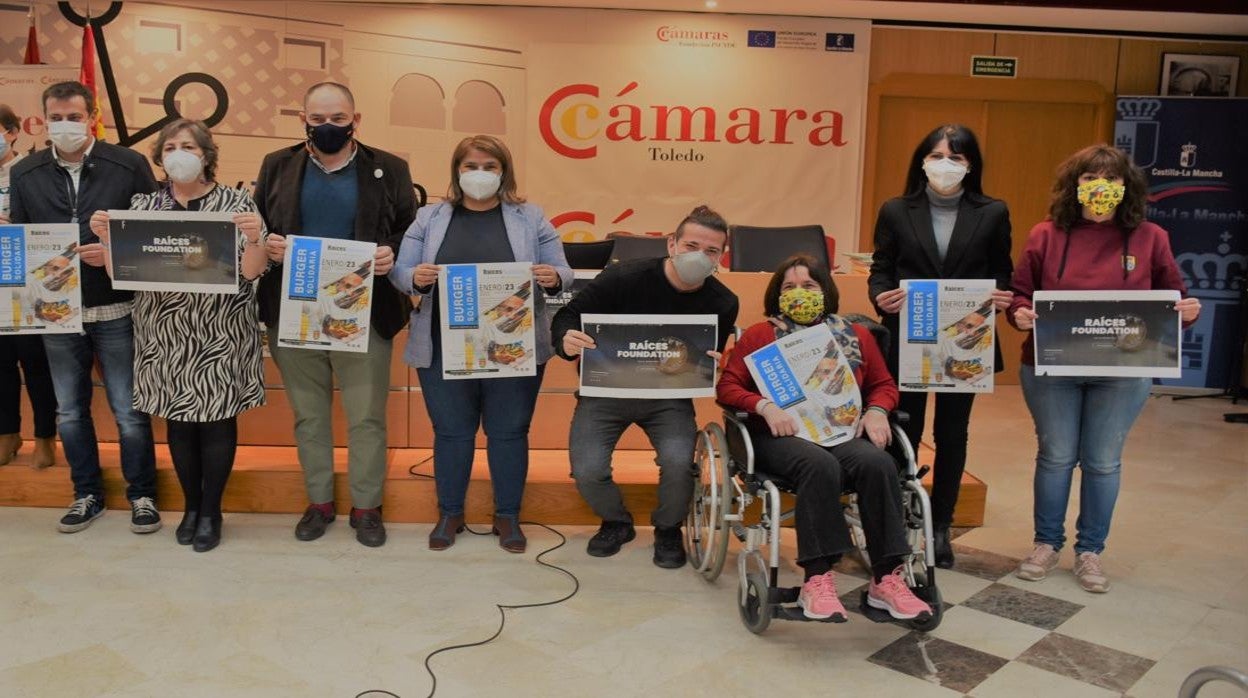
left=1007, top=145, right=1200, bottom=593
left=718, top=254, right=932, bottom=624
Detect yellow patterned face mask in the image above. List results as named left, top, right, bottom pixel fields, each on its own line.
left=1077, top=178, right=1125, bottom=217
left=778, top=287, right=824, bottom=325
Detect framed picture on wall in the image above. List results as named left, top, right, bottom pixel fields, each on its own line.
left=1160, top=53, right=1240, bottom=97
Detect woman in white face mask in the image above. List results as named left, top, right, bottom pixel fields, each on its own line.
left=390, top=134, right=573, bottom=553
left=88, top=119, right=271, bottom=553
left=867, top=124, right=1015, bottom=569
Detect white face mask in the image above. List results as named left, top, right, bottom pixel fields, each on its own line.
left=162, top=148, right=204, bottom=184
left=0, top=136, right=9, bottom=160
left=459, top=170, right=501, bottom=201
left=47, top=120, right=89, bottom=154
left=670, top=249, right=717, bottom=285
left=923, top=157, right=969, bottom=193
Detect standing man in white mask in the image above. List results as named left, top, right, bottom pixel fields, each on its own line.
left=253, top=82, right=417, bottom=548
left=8, top=81, right=161, bottom=534
left=551, top=206, right=738, bottom=568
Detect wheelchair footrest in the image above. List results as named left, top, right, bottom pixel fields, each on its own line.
left=773, top=604, right=846, bottom=623
left=858, top=589, right=941, bottom=625
left=771, top=586, right=801, bottom=604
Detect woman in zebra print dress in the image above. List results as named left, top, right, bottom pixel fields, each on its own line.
left=90, top=119, right=270, bottom=552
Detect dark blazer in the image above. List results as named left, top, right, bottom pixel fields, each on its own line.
left=253, top=142, right=418, bottom=340
left=8, top=141, right=158, bottom=308
left=868, top=191, right=1013, bottom=373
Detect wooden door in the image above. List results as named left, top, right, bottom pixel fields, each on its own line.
left=861, top=75, right=1114, bottom=384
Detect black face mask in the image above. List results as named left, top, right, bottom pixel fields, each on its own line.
left=306, top=121, right=354, bottom=154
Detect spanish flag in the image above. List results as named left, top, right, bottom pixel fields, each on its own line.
left=23, top=4, right=40, bottom=64
left=79, top=17, right=106, bottom=140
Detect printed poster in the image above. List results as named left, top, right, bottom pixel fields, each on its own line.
left=277, top=235, right=376, bottom=353
left=899, top=279, right=996, bottom=392
left=0, top=224, right=82, bottom=334
left=439, top=262, right=537, bottom=379
left=745, top=322, right=862, bottom=447
left=1032, top=290, right=1181, bottom=378
left=544, top=270, right=598, bottom=312
left=578, top=313, right=717, bottom=398
left=107, top=210, right=238, bottom=294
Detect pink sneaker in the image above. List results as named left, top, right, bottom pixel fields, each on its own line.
left=867, top=567, right=933, bottom=620
left=798, top=572, right=848, bottom=621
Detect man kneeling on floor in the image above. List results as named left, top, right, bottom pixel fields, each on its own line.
left=551, top=205, right=739, bottom=568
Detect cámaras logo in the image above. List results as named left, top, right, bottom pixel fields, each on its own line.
left=539, top=81, right=848, bottom=160
left=656, top=25, right=730, bottom=42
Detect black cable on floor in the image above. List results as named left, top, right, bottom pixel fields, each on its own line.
left=357, top=463, right=582, bottom=698
left=418, top=522, right=579, bottom=698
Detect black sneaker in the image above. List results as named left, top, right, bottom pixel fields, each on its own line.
left=653, top=526, right=687, bottom=569
left=58, top=495, right=105, bottom=533
left=586, top=519, right=636, bottom=557
left=129, top=496, right=162, bottom=534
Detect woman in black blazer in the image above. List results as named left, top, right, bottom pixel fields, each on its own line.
left=868, top=124, right=1013, bottom=568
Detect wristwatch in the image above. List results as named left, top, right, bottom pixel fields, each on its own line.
left=755, top=398, right=773, bottom=415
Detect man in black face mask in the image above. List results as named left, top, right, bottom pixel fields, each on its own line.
left=253, top=82, right=417, bottom=548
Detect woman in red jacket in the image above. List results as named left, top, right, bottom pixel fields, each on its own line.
left=1008, top=145, right=1200, bottom=593
left=718, top=254, right=932, bottom=624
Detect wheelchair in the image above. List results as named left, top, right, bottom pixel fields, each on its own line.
left=684, top=318, right=944, bottom=635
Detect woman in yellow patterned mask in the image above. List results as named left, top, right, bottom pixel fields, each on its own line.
left=1007, top=144, right=1200, bottom=594
left=717, top=254, right=935, bottom=623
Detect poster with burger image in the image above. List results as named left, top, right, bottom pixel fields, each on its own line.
left=439, top=262, right=537, bottom=379
left=744, top=321, right=862, bottom=447
left=106, top=210, right=239, bottom=294
left=0, top=224, right=83, bottom=334
left=899, top=279, right=997, bottom=393
left=277, top=235, right=377, bottom=353
left=578, top=314, right=718, bottom=398
left=1032, top=290, right=1181, bottom=378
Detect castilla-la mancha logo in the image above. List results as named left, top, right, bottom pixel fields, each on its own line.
left=539, top=80, right=849, bottom=160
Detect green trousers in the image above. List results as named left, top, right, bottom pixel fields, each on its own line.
left=269, top=329, right=392, bottom=509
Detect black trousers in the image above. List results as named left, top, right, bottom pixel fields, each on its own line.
left=748, top=426, right=911, bottom=567
left=897, top=391, right=976, bottom=527
left=0, top=336, right=58, bottom=438
left=166, top=418, right=238, bottom=519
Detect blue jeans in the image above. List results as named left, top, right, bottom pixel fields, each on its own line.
left=1019, top=369, right=1151, bottom=555
left=43, top=315, right=156, bottom=501
left=416, top=351, right=545, bottom=517
left=568, top=396, right=697, bottom=529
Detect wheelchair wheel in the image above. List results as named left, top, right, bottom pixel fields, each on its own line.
left=687, top=423, right=732, bottom=581
left=738, top=571, right=772, bottom=634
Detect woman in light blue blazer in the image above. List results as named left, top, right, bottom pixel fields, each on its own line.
left=392, top=135, right=572, bottom=554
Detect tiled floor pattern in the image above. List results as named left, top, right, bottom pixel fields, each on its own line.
left=0, top=388, right=1245, bottom=697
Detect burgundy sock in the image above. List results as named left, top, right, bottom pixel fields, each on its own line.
left=311, top=501, right=335, bottom=517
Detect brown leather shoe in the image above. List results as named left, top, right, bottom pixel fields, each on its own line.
left=31, top=437, right=56, bottom=469
left=0, top=433, right=21, bottom=465
left=492, top=515, right=526, bottom=554
left=429, top=512, right=465, bottom=551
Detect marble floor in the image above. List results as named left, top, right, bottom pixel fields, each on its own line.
left=1, top=387, right=1245, bottom=698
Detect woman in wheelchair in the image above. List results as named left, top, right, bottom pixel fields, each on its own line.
left=717, top=254, right=933, bottom=623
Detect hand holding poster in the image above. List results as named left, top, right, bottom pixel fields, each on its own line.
left=1032, top=290, right=1181, bottom=378
left=277, top=235, right=376, bottom=353
left=106, top=210, right=239, bottom=294
left=439, top=262, right=537, bottom=379
left=745, top=322, right=862, bottom=447
left=899, top=279, right=996, bottom=392
left=0, top=224, right=82, bottom=334
left=578, top=314, right=717, bottom=398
